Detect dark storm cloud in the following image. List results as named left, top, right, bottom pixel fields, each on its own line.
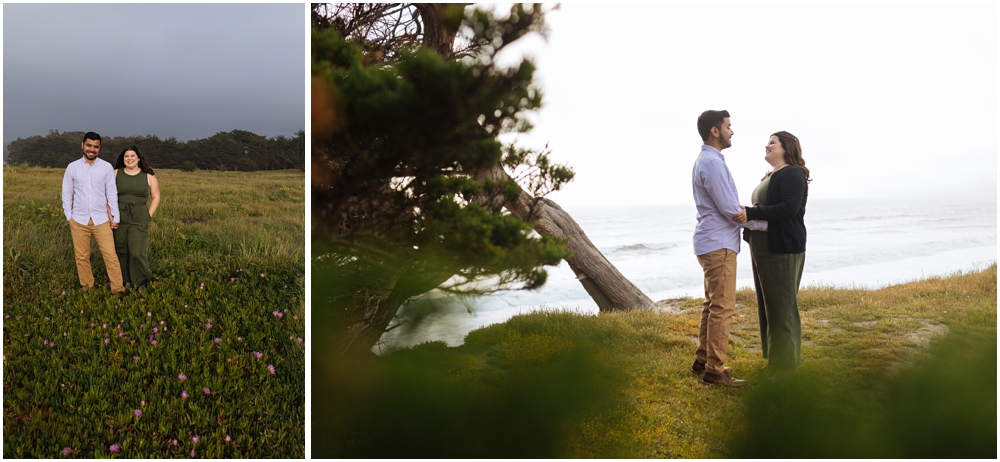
left=3, top=3, right=304, bottom=148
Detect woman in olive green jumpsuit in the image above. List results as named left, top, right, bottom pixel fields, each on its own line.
left=112, top=145, right=161, bottom=290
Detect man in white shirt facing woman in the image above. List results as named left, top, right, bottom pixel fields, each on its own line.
left=690, top=110, right=766, bottom=387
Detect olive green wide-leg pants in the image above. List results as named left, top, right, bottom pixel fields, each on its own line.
left=113, top=204, right=151, bottom=288
left=748, top=231, right=804, bottom=371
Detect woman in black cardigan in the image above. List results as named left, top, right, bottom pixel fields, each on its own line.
left=737, top=131, right=809, bottom=380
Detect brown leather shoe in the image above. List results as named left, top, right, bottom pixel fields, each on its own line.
left=702, top=370, right=748, bottom=387
left=691, top=359, right=727, bottom=375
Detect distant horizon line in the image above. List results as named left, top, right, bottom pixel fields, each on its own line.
left=3, top=127, right=305, bottom=149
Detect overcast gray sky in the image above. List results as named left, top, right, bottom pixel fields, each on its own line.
left=3, top=3, right=304, bottom=148
left=494, top=3, right=998, bottom=206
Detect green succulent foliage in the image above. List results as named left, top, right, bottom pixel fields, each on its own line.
left=313, top=4, right=573, bottom=296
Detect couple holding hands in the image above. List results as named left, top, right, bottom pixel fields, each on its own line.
left=691, top=110, right=810, bottom=386
left=62, top=132, right=161, bottom=296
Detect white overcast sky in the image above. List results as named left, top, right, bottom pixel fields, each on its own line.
left=492, top=3, right=998, bottom=207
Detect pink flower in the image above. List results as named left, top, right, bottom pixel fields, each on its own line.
left=199, top=283, right=205, bottom=289
left=109, top=444, right=119, bottom=453
left=181, top=391, right=189, bottom=399
left=133, top=356, right=140, bottom=361
left=146, top=312, right=151, bottom=317
left=118, top=332, right=124, bottom=337
left=104, top=338, right=110, bottom=344
left=203, top=387, right=211, bottom=395
left=214, top=338, right=221, bottom=344
left=160, top=321, right=164, bottom=325
left=134, top=409, right=141, bottom=418
left=252, top=351, right=262, bottom=359
left=153, top=327, right=159, bottom=333
left=62, top=447, right=71, bottom=456
left=227, top=358, right=232, bottom=362
left=50, top=342, right=55, bottom=348
left=260, top=273, right=265, bottom=277
left=61, top=291, right=66, bottom=295
left=267, top=365, right=275, bottom=375
left=171, top=439, right=178, bottom=446
left=206, top=323, right=212, bottom=329
left=225, top=434, right=231, bottom=442
left=150, top=340, right=158, bottom=345
left=272, top=311, right=283, bottom=318
left=190, top=450, right=196, bottom=457
left=192, top=435, right=199, bottom=443
left=230, top=277, right=235, bottom=282
left=178, top=374, right=187, bottom=381
left=101, top=323, right=106, bottom=328
left=141, top=400, right=146, bottom=406
left=296, top=338, right=303, bottom=344
left=237, top=337, right=243, bottom=341
left=45, top=317, right=50, bottom=321
left=43, top=339, right=49, bottom=346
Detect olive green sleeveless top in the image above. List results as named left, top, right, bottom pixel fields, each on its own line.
left=751, top=174, right=772, bottom=207
left=117, top=170, right=150, bottom=224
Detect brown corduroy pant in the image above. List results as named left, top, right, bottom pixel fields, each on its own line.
left=69, top=218, right=125, bottom=293
left=695, top=248, right=737, bottom=375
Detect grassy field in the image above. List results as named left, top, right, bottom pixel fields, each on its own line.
left=3, top=166, right=305, bottom=458
left=316, top=264, right=996, bottom=458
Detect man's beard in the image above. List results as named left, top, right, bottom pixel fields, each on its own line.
left=84, top=151, right=99, bottom=160
left=720, top=135, right=732, bottom=149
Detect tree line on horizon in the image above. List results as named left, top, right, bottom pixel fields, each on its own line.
left=4, top=128, right=305, bottom=172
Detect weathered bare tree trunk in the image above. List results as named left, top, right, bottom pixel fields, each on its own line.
left=477, top=165, right=655, bottom=312
left=413, top=4, right=459, bottom=58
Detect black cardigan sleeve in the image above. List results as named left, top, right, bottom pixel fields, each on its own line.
left=745, top=167, right=806, bottom=221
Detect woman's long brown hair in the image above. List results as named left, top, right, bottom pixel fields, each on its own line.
left=762, top=131, right=810, bottom=182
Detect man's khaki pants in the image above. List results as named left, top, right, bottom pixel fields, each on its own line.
left=695, top=248, right=737, bottom=375
left=69, top=218, right=125, bottom=293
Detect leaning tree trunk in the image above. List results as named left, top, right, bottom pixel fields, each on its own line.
left=477, top=165, right=655, bottom=312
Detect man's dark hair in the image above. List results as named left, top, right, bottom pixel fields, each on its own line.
left=697, top=110, right=730, bottom=142
left=83, top=132, right=102, bottom=143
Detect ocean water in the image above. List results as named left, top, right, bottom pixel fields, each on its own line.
left=379, top=197, right=997, bottom=349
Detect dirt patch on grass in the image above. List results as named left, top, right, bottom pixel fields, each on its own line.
left=179, top=217, right=207, bottom=224
left=903, top=320, right=950, bottom=347
left=654, top=298, right=687, bottom=314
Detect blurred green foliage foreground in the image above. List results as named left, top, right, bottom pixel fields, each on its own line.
left=313, top=265, right=996, bottom=458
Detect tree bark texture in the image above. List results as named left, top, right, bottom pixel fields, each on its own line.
left=413, top=4, right=459, bottom=58
left=477, top=165, right=655, bottom=312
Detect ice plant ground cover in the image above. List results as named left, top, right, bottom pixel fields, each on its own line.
left=3, top=167, right=305, bottom=458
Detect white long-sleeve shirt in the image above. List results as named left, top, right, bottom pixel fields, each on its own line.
left=62, top=157, right=119, bottom=225
left=692, top=145, right=766, bottom=255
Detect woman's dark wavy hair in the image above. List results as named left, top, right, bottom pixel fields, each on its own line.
left=115, top=145, right=155, bottom=175
left=763, top=131, right=810, bottom=182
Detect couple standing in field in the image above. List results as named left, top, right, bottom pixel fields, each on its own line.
left=690, top=110, right=811, bottom=386
left=62, top=132, right=161, bottom=296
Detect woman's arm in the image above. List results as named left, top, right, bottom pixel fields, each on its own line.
left=148, top=174, right=161, bottom=218
left=745, top=168, right=806, bottom=222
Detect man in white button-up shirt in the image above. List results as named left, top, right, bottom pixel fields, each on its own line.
left=62, top=132, right=125, bottom=294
